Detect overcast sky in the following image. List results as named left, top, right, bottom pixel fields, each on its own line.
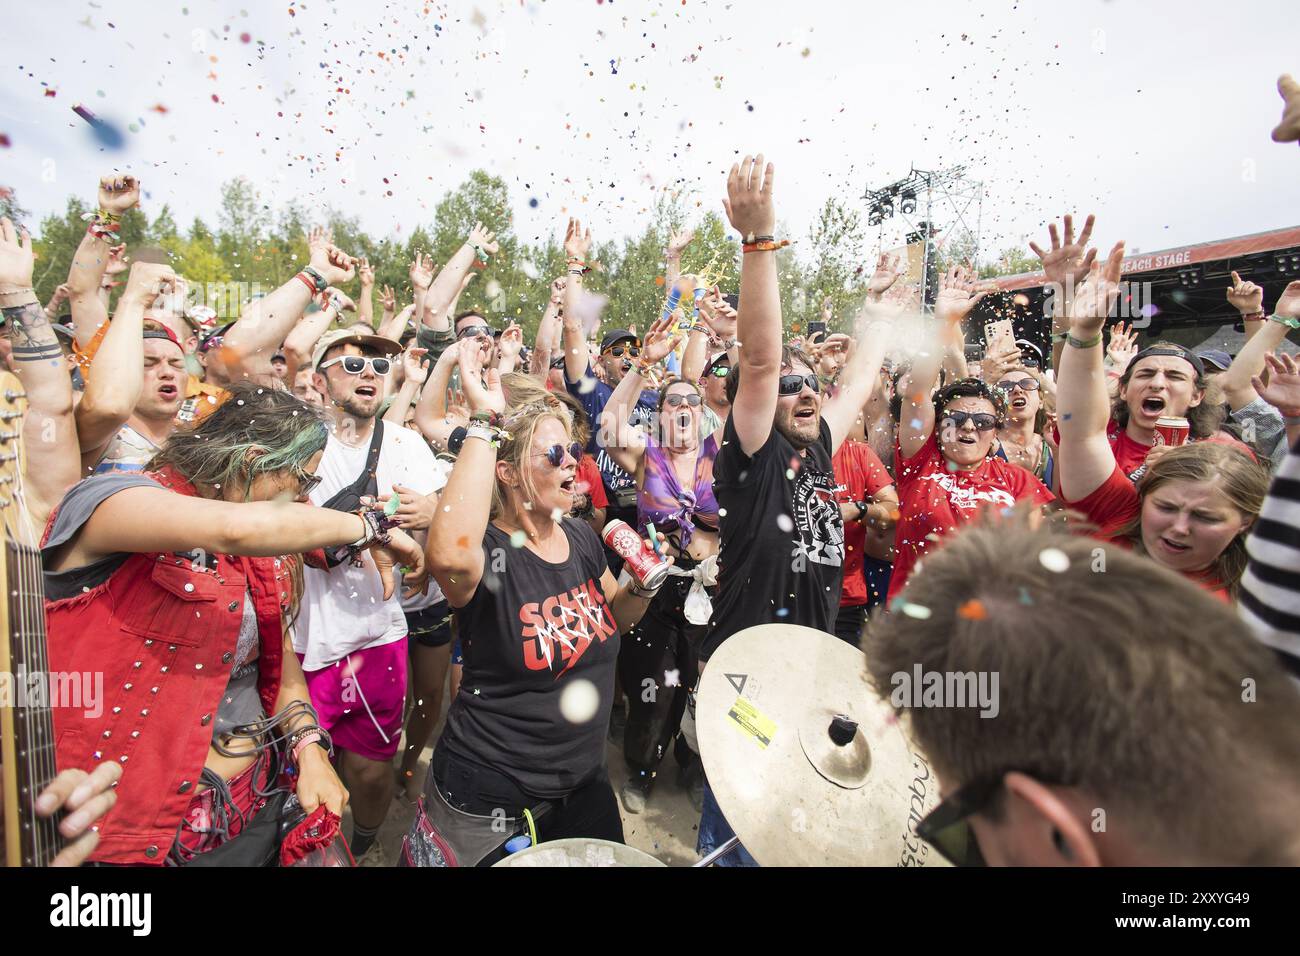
left=1, top=0, right=1297, bottom=264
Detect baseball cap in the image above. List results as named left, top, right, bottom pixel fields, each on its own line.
left=706, top=350, right=731, bottom=371
left=310, top=329, right=403, bottom=372
left=1197, top=349, right=1232, bottom=372
left=599, top=329, right=640, bottom=353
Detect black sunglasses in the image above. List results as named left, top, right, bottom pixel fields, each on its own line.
left=550, top=356, right=567, bottom=369
left=942, top=411, right=998, bottom=432
left=603, top=345, right=640, bottom=359
left=915, top=774, right=1008, bottom=867
left=533, top=442, right=583, bottom=468
left=995, top=378, right=1040, bottom=393
left=457, top=324, right=493, bottom=340
left=778, top=373, right=820, bottom=396
left=292, top=466, right=323, bottom=497
left=663, top=393, right=702, bottom=408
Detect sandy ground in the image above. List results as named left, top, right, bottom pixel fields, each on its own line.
left=355, top=703, right=701, bottom=867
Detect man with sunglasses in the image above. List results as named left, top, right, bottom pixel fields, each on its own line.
left=699, top=351, right=732, bottom=433
left=696, top=155, right=892, bottom=865
left=293, top=329, right=442, bottom=865
left=864, top=521, right=1300, bottom=866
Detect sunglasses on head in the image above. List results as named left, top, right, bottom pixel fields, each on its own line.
left=320, top=355, right=392, bottom=376
left=942, top=411, right=998, bottom=432
left=533, top=442, right=583, bottom=467
left=664, top=392, right=702, bottom=408
left=457, top=324, right=493, bottom=340
left=996, top=378, right=1040, bottom=393
left=603, top=345, right=640, bottom=359
left=778, top=373, right=820, bottom=396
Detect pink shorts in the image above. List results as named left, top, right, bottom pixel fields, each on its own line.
left=299, top=637, right=409, bottom=762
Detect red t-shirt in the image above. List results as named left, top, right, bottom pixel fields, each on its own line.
left=888, top=436, right=1055, bottom=602
left=1066, top=463, right=1231, bottom=603
left=832, top=440, right=894, bottom=607
left=576, top=455, right=608, bottom=509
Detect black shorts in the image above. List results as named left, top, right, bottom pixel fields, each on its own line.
left=407, top=601, right=454, bottom=649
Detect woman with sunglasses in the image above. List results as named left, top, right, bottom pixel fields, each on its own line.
left=599, top=314, right=726, bottom=813
left=41, top=383, right=427, bottom=865
left=992, top=370, right=1057, bottom=494
left=410, top=344, right=665, bottom=865
left=1057, top=244, right=1269, bottom=601
left=891, top=350, right=1055, bottom=603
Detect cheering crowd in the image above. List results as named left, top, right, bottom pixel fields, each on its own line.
left=3, top=72, right=1300, bottom=868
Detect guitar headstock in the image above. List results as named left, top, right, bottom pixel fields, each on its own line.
left=0, top=371, right=30, bottom=548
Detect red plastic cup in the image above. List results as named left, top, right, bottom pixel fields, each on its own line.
left=1154, top=416, right=1190, bottom=447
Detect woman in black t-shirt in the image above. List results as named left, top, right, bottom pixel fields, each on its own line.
left=402, top=344, right=665, bottom=867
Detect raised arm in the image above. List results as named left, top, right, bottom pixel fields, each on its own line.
left=423, top=224, right=498, bottom=330
left=1252, top=352, right=1300, bottom=449
left=824, top=323, right=889, bottom=453
left=383, top=345, right=428, bottom=427
left=281, top=298, right=344, bottom=382
left=74, top=262, right=171, bottom=465
left=425, top=346, right=505, bottom=606
left=664, top=227, right=693, bottom=291
left=413, top=340, right=466, bottom=451
left=561, top=219, right=596, bottom=384
left=1219, top=278, right=1299, bottom=411
left=496, top=322, right=524, bottom=375
left=723, top=155, right=782, bottom=456
left=530, top=277, right=566, bottom=381
left=67, top=175, right=140, bottom=348
left=682, top=286, right=737, bottom=384
left=222, top=227, right=355, bottom=382
left=602, top=315, right=679, bottom=474
left=355, top=258, right=376, bottom=330
left=0, top=219, right=80, bottom=532
left=1056, top=242, right=1126, bottom=502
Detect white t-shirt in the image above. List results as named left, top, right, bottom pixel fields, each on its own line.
left=294, top=422, right=439, bottom=670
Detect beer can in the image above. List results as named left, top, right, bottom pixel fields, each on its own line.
left=1154, top=416, right=1190, bottom=447
left=602, top=519, right=671, bottom=590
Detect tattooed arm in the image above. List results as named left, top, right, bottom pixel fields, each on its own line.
left=1, top=219, right=81, bottom=533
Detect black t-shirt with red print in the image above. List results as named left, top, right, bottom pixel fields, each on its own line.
left=440, top=518, right=619, bottom=798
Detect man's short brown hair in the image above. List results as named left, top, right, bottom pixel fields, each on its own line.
left=863, top=517, right=1300, bottom=864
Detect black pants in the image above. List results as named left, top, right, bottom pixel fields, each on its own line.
left=431, top=746, right=624, bottom=853
left=834, top=603, right=866, bottom=648
left=618, top=573, right=704, bottom=777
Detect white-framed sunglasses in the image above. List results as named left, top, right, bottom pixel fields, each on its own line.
left=319, top=355, right=393, bottom=376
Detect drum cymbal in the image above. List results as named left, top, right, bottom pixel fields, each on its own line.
left=492, top=838, right=666, bottom=867
left=696, top=623, right=948, bottom=867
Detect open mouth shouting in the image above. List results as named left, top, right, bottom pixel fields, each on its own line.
left=793, top=404, right=817, bottom=423
left=560, top=475, right=576, bottom=494
left=157, top=383, right=178, bottom=401
left=1157, top=536, right=1191, bottom=557
left=1010, top=395, right=1028, bottom=410
left=354, top=384, right=378, bottom=400
left=1139, top=396, right=1167, bottom=418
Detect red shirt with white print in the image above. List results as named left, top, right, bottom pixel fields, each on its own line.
left=888, top=435, right=1055, bottom=603
left=576, top=455, right=608, bottom=509
left=832, top=440, right=894, bottom=607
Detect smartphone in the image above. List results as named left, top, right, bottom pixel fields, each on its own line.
left=808, top=320, right=828, bottom=342
left=984, top=318, right=1015, bottom=357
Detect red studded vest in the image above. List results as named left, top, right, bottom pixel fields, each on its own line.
left=42, top=466, right=291, bottom=865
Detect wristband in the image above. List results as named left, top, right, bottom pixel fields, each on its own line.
left=617, top=568, right=662, bottom=600
left=466, top=424, right=509, bottom=447
left=470, top=409, right=502, bottom=426
left=1050, top=331, right=1069, bottom=344
left=742, top=239, right=790, bottom=254
left=1269, top=313, right=1300, bottom=330
left=300, top=265, right=328, bottom=294
left=1240, top=310, right=1265, bottom=321
left=1066, top=332, right=1102, bottom=349
left=291, top=731, right=321, bottom=765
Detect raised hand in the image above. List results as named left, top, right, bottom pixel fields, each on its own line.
left=44, top=282, right=70, bottom=317
left=1106, top=320, right=1139, bottom=368
left=1030, top=213, right=1097, bottom=292
left=457, top=341, right=505, bottom=414
left=323, top=287, right=356, bottom=313
left=980, top=344, right=1022, bottom=383
left=358, top=257, right=375, bottom=288
left=401, top=346, right=430, bottom=384
left=722, top=154, right=776, bottom=239
left=409, top=251, right=435, bottom=292
left=640, top=315, right=682, bottom=365
left=103, top=243, right=130, bottom=277
left=0, top=218, right=35, bottom=291
left=933, top=265, right=993, bottom=325
left=1066, top=241, right=1126, bottom=336
left=122, top=260, right=179, bottom=308
left=564, top=217, right=592, bottom=260
left=1275, top=279, right=1300, bottom=320
left=866, top=252, right=905, bottom=298
left=549, top=276, right=567, bottom=306
left=1272, top=74, right=1300, bottom=145
left=1226, top=270, right=1264, bottom=315
left=1252, top=351, right=1300, bottom=416
left=497, top=322, right=524, bottom=362
left=307, top=227, right=355, bottom=285
left=379, top=284, right=397, bottom=313
left=666, top=226, right=695, bottom=258
left=97, top=174, right=140, bottom=215
left=698, top=285, right=738, bottom=340
left=467, top=221, right=500, bottom=256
